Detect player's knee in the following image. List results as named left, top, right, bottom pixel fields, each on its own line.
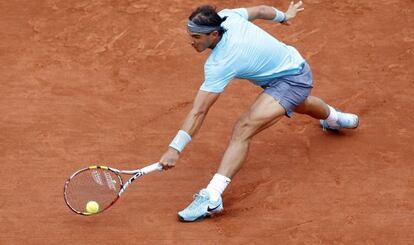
left=231, top=115, right=255, bottom=141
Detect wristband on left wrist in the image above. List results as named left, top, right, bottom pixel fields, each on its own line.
left=271, top=7, right=286, bottom=23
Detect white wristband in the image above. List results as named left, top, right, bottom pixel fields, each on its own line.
left=271, top=7, right=286, bottom=23
left=169, top=130, right=192, bottom=153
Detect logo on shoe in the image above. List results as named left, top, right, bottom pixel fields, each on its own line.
left=207, top=204, right=221, bottom=212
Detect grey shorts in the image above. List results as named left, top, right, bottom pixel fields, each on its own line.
left=262, top=62, right=313, bottom=117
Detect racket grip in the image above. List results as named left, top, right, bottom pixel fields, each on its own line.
left=141, top=162, right=163, bottom=174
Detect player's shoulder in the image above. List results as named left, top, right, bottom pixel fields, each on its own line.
left=204, top=50, right=233, bottom=73
left=218, top=8, right=248, bottom=20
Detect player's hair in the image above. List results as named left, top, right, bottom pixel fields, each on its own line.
left=189, top=5, right=227, bottom=36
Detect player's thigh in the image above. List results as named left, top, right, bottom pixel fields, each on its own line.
left=233, top=92, right=285, bottom=139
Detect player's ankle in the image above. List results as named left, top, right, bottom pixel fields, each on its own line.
left=325, top=105, right=339, bottom=127
left=206, top=173, right=231, bottom=202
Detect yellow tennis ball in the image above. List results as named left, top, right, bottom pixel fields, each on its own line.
left=85, top=201, right=99, bottom=214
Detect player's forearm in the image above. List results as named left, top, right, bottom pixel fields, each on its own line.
left=168, top=90, right=219, bottom=153
left=167, top=109, right=208, bottom=154
left=248, top=5, right=285, bottom=22
left=181, top=108, right=208, bottom=137
left=255, top=5, right=281, bottom=21
left=248, top=1, right=304, bottom=23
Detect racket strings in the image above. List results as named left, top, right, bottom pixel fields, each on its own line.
left=64, top=168, right=121, bottom=213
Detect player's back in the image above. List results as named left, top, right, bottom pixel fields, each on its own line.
left=214, top=8, right=305, bottom=84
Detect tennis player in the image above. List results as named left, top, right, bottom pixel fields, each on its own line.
left=159, top=1, right=359, bottom=222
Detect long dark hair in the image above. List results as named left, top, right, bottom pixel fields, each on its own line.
left=189, top=5, right=227, bottom=36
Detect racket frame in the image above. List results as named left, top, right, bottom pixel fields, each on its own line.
left=64, top=163, right=161, bottom=216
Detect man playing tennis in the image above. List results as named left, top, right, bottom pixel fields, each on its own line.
left=159, top=1, right=359, bottom=222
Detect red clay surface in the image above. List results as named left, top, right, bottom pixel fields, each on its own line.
left=1, top=0, right=413, bottom=244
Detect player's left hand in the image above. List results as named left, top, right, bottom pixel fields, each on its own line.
left=283, top=1, right=305, bottom=25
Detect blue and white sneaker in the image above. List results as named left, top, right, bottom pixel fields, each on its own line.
left=320, top=110, right=359, bottom=131
left=178, top=189, right=223, bottom=222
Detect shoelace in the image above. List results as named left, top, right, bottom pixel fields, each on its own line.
left=321, top=120, right=337, bottom=131
left=187, top=193, right=208, bottom=211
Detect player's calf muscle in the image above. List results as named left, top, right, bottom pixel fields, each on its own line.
left=296, top=96, right=329, bottom=119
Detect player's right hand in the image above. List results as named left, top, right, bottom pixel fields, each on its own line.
left=159, top=147, right=180, bottom=170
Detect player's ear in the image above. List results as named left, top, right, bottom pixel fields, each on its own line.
left=210, top=30, right=219, bottom=38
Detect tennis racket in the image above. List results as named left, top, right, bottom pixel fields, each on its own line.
left=64, top=162, right=162, bottom=216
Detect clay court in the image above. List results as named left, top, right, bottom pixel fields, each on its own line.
left=1, top=0, right=413, bottom=244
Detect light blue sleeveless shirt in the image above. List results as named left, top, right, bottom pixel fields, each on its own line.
left=200, top=8, right=305, bottom=93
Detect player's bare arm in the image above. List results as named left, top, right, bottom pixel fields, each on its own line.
left=246, top=1, right=304, bottom=24
left=159, top=90, right=220, bottom=169
left=182, top=90, right=220, bottom=135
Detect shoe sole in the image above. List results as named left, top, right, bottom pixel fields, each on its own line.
left=177, top=213, right=208, bottom=222
left=177, top=207, right=223, bottom=222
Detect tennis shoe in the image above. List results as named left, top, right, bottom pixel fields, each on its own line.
left=178, top=189, right=223, bottom=222
left=320, top=110, right=359, bottom=131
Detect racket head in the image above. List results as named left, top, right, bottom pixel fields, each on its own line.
left=64, top=166, right=123, bottom=216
